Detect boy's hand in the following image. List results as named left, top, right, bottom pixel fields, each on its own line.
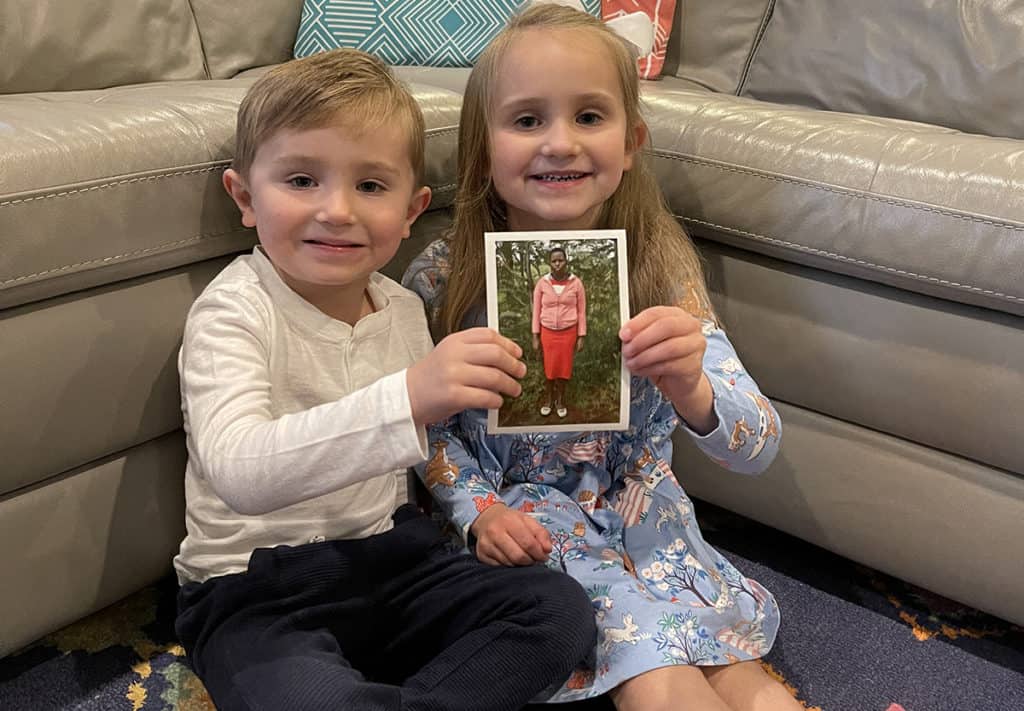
left=471, top=503, right=552, bottom=566
left=408, top=328, right=526, bottom=427
left=620, top=306, right=716, bottom=434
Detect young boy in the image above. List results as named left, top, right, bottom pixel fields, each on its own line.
left=173, top=48, right=596, bottom=711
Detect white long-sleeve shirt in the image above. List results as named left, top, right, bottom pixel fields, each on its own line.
left=174, top=247, right=431, bottom=584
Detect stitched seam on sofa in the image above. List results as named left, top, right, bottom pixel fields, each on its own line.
left=0, top=228, right=252, bottom=286
left=653, top=151, right=1024, bottom=231
left=0, top=166, right=228, bottom=208
left=0, top=128, right=457, bottom=206
left=680, top=215, right=1024, bottom=304
left=736, top=0, right=776, bottom=95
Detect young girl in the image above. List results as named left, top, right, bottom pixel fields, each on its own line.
left=533, top=247, right=586, bottom=418
left=404, top=5, right=800, bottom=710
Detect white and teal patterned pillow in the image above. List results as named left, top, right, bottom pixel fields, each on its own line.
left=294, top=0, right=601, bottom=66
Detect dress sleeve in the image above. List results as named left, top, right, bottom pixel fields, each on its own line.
left=401, top=239, right=450, bottom=336
left=677, top=322, right=782, bottom=475
left=181, top=293, right=428, bottom=515
left=416, top=421, right=503, bottom=543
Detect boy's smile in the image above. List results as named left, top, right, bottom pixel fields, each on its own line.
left=489, top=28, right=640, bottom=231
left=224, top=122, right=430, bottom=320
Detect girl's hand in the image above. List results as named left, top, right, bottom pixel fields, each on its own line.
left=470, top=503, right=552, bottom=566
left=576, top=335, right=585, bottom=353
left=620, top=306, right=717, bottom=434
left=408, top=328, right=526, bottom=427
left=532, top=333, right=541, bottom=352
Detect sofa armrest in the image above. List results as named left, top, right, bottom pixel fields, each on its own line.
left=642, top=84, right=1024, bottom=316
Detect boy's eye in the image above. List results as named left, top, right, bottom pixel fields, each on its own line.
left=577, top=112, right=602, bottom=126
left=357, top=181, right=385, bottom=193
left=514, top=115, right=540, bottom=129
left=288, top=176, right=315, bottom=189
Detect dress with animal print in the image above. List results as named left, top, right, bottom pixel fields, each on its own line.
left=404, top=239, right=783, bottom=701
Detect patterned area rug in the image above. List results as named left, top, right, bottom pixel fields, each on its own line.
left=2, top=500, right=1021, bottom=710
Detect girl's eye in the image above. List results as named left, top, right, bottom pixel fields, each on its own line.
left=288, top=176, right=315, bottom=189
left=577, top=112, right=602, bottom=126
left=514, top=115, right=540, bottom=129
left=357, top=181, right=385, bottom=193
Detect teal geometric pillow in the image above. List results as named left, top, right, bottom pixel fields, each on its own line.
left=294, top=0, right=601, bottom=67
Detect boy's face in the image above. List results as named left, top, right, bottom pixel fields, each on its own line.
left=224, top=121, right=430, bottom=305
left=488, top=28, right=640, bottom=232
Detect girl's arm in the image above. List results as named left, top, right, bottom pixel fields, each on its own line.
left=680, top=324, right=782, bottom=474
left=416, top=423, right=504, bottom=542
left=621, top=306, right=781, bottom=475
left=532, top=278, right=543, bottom=334
left=576, top=278, right=587, bottom=336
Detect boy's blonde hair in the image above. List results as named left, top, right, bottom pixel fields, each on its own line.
left=440, top=4, right=714, bottom=336
left=232, top=48, right=425, bottom=184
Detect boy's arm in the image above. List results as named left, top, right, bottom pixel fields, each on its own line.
left=678, top=324, right=782, bottom=475
left=182, top=300, right=428, bottom=516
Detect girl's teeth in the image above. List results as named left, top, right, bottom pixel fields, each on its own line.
left=540, top=174, right=582, bottom=182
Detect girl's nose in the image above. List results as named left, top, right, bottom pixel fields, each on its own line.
left=541, top=120, right=581, bottom=158
left=315, top=189, right=356, bottom=225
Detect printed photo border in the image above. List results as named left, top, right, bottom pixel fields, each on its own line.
left=484, top=229, right=631, bottom=434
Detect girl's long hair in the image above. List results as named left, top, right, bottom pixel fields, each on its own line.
left=440, top=4, right=713, bottom=336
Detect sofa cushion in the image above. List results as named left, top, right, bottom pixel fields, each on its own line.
left=742, top=0, right=1024, bottom=141
left=293, top=0, right=601, bottom=65
left=189, top=0, right=305, bottom=79
left=0, top=1, right=207, bottom=94
left=643, top=79, right=1024, bottom=317
left=662, top=0, right=773, bottom=93
left=0, top=79, right=461, bottom=311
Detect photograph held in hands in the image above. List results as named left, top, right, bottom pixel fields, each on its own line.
left=484, top=229, right=630, bottom=434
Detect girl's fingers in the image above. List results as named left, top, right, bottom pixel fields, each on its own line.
left=495, top=531, right=534, bottom=566
left=625, top=334, right=703, bottom=372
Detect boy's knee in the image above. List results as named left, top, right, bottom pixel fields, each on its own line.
left=530, top=569, right=598, bottom=650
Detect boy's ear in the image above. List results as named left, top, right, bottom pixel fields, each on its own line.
left=623, top=121, right=648, bottom=172
left=223, top=168, right=257, bottom=228
left=402, top=186, right=432, bottom=239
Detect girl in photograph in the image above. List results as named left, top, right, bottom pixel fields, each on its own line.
left=532, top=247, right=586, bottom=418
left=404, top=4, right=799, bottom=709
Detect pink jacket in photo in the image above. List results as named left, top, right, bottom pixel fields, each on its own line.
left=532, top=273, right=587, bottom=335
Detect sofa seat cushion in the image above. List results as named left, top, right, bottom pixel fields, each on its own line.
left=0, top=78, right=461, bottom=311
left=640, top=83, right=1024, bottom=317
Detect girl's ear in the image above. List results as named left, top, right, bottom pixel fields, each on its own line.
left=623, top=121, right=649, bottom=171
left=223, top=169, right=257, bottom=228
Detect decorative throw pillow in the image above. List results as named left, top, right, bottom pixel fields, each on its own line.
left=602, top=0, right=678, bottom=78
left=294, top=0, right=601, bottom=66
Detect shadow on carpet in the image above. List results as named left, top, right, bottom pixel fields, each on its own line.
left=1, top=500, right=1021, bottom=710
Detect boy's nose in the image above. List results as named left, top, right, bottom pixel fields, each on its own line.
left=541, top=120, right=581, bottom=158
left=315, top=189, right=356, bottom=225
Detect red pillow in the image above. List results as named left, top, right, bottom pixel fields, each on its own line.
left=602, top=0, right=677, bottom=79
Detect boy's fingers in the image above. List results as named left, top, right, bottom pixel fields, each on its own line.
left=461, top=327, right=523, bottom=359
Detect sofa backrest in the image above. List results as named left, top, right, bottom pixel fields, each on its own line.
left=1, top=0, right=303, bottom=94
left=2, top=1, right=207, bottom=94
left=665, top=0, right=1024, bottom=140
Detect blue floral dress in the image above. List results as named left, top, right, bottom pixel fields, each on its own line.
left=403, top=240, right=783, bottom=701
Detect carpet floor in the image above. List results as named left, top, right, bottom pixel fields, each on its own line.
left=2, top=500, right=1021, bottom=710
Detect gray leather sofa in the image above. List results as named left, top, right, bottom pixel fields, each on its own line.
left=2, top=0, right=1021, bottom=657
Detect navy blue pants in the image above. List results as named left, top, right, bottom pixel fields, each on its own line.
left=176, top=505, right=596, bottom=711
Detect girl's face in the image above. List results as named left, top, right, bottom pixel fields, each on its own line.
left=488, top=28, right=639, bottom=232
left=549, top=250, right=568, bottom=277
